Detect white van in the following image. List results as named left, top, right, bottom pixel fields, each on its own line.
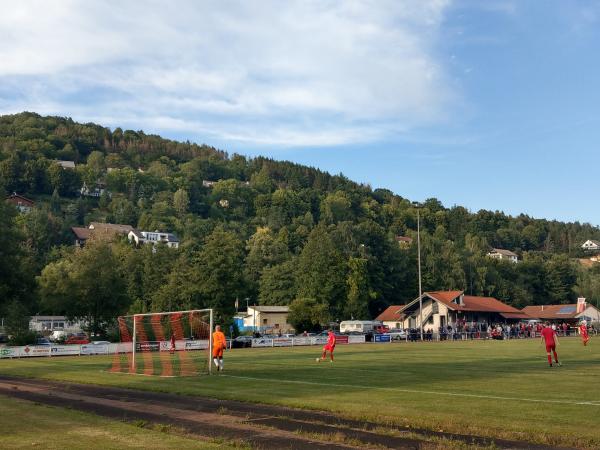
left=339, top=320, right=380, bottom=334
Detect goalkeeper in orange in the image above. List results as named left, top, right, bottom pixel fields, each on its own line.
left=212, top=325, right=227, bottom=372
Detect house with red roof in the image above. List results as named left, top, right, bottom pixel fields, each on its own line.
left=521, top=301, right=600, bottom=324
left=6, top=193, right=35, bottom=213
left=375, top=305, right=406, bottom=329
left=399, top=291, right=529, bottom=331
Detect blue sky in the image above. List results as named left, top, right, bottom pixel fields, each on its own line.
left=1, top=1, right=600, bottom=224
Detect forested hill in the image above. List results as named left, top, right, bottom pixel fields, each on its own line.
left=1, top=112, right=600, bottom=334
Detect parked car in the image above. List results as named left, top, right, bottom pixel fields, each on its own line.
left=374, top=325, right=390, bottom=334
left=35, top=337, right=52, bottom=346
left=231, top=336, right=253, bottom=348
left=65, top=334, right=90, bottom=345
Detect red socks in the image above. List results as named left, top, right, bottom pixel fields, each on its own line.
left=553, top=351, right=558, bottom=363
left=547, top=354, right=552, bottom=365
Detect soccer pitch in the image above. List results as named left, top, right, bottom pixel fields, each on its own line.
left=0, top=338, right=598, bottom=449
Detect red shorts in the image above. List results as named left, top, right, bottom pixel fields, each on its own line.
left=323, top=344, right=335, bottom=352
left=545, top=344, right=556, bottom=353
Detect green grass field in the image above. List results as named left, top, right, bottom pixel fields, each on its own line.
left=0, top=395, right=240, bottom=450
left=1, top=338, right=598, bottom=448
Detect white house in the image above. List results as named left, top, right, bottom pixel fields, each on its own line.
left=55, top=160, right=76, bottom=169
left=80, top=182, right=109, bottom=198
left=487, top=248, right=518, bottom=263
left=581, top=240, right=600, bottom=252
left=29, top=316, right=84, bottom=334
left=243, top=306, right=292, bottom=334
left=128, top=230, right=180, bottom=248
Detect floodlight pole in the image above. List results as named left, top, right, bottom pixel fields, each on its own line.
left=209, top=310, right=213, bottom=375
left=417, top=205, right=423, bottom=341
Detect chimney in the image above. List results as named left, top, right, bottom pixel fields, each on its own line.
left=541, top=305, right=544, bottom=311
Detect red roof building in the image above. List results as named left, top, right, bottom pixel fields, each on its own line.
left=375, top=305, right=406, bottom=328
left=6, top=193, right=35, bottom=213
left=521, top=303, right=600, bottom=323
left=399, top=290, right=529, bottom=331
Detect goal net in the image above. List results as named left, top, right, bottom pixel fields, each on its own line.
left=110, top=309, right=213, bottom=376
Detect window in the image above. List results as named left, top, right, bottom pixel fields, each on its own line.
left=262, top=318, right=267, bottom=324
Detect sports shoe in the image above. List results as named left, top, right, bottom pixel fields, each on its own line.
left=556, top=362, right=562, bottom=367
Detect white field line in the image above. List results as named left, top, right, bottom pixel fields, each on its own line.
left=220, top=374, right=600, bottom=407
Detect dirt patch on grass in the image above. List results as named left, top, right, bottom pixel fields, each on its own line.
left=0, top=375, right=575, bottom=450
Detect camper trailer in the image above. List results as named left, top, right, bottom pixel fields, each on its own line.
left=339, top=320, right=381, bottom=334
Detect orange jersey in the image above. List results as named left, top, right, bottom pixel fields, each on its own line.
left=213, top=331, right=226, bottom=350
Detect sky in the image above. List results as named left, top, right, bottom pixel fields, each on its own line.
left=1, top=0, right=600, bottom=224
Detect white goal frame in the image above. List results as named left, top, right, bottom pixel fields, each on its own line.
left=127, top=308, right=213, bottom=375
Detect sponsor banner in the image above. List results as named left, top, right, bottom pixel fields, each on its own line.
left=111, top=343, right=131, bottom=354
left=374, top=334, right=391, bottom=343
left=311, top=336, right=328, bottom=345
left=0, top=347, right=18, bottom=358
left=292, top=337, right=311, bottom=346
left=273, top=337, right=293, bottom=347
left=251, top=338, right=273, bottom=348
left=50, top=345, right=80, bottom=356
left=335, top=335, right=349, bottom=344
left=184, top=340, right=208, bottom=350
left=348, top=335, right=366, bottom=344
left=134, top=342, right=159, bottom=352
left=29, top=346, right=52, bottom=356
left=81, top=344, right=109, bottom=355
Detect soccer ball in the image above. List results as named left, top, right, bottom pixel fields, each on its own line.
left=315, top=357, right=320, bottom=363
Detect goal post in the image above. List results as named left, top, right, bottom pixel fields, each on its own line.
left=111, top=308, right=213, bottom=376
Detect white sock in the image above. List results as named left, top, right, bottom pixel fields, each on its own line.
left=219, top=359, right=224, bottom=370
left=213, top=358, right=219, bottom=368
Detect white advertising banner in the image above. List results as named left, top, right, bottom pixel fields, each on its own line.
left=311, top=336, right=328, bottom=345
left=272, top=337, right=293, bottom=347
left=184, top=340, right=209, bottom=350
left=291, top=337, right=311, bottom=346
left=251, top=338, right=273, bottom=348
left=50, top=345, right=80, bottom=356
left=348, top=335, right=366, bottom=344
left=80, top=344, right=109, bottom=355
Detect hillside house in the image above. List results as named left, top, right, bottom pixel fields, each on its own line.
left=581, top=240, right=600, bottom=252
left=128, top=230, right=180, bottom=249
left=6, top=193, right=35, bottom=213
left=394, top=236, right=413, bottom=249
left=487, top=248, right=518, bottom=263
left=55, top=160, right=75, bottom=169
left=71, top=222, right=134, bottom=247
left=80, top=182, right=109, bottom=198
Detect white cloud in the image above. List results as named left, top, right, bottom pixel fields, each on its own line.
left=0, top=0, right=455, bottom=147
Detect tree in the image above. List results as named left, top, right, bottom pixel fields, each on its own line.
left=173, top=188, right=190, bottom=217
left=296, top=224, right=346, bottom=315
left=345, top=257, right=371, bottom=319
left=245, top=227, right=289, bottom=286
left=287, top=297, right=329, bottom=333
left=4, top=300, right=36, bottom=345
left=38, top=240, right=130, bottom=336
left=259, top=259, right=297, bottom=305
left=194, top=228, right=246, bottom=317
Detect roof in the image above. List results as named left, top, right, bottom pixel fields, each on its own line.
left=583, top=240, right=600, bottom=246
left=426, top=291, right=465, bottom=311
left=489, top=248, right=518, bottom=257
left=6, top=193, right=35, bottom=206
left=394, top=236, right=413, bottom=243
left=71, top=227, right=91, bottom=240
left=88, top=222, right=134, bottom=233
left=403, top=291, right=522, bottom=315
left=500, top=312, right=532, bottom=319
left=249, top=306, right=290, bottom=313
left=55, top=160, right=75, bottom=169
left=521, top=304, right=584, bottom=319
left=375, top=305, right=406, bottom=322
left=462, top=295, right=522, bottom=313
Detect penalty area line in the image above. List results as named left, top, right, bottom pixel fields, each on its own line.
left=220, top=374, right=600, bottom=407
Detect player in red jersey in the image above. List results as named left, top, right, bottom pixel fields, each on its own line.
left=579, top=321, right=590, bottom=346
left=540, top=322, right=561, bottom=367
left=317, top=330, right=336, bottom=363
